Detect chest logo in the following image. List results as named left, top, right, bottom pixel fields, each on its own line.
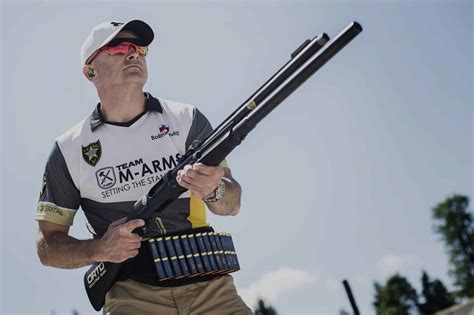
left=82, top=140, right=102, bottom=166
left=151, top=124, right=180, bottom=140
left=95, top=167, right=116, bottom=189
left=159, top=124, right=170, bottom=133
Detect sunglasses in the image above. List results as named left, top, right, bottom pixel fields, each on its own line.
left=87, top=38, right=148, bottom=64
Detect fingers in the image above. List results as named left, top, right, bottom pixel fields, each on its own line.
left=192, top=163, right=221, bottom=175
left=177, top=167, right=199, bottom=188
left=177, top=165, right=201, bottom=181
left=178, top=164, right=224, bottom=179
left=118, top=234, right=142, bottom=261
left=127, top=233, right=143, bottom=243
left=176, top=164, right=225, bottom=199
left=109, top=217, right=127, bottom=227
left=178, top=176, right=206, bottom=198
left=122, top=219, right=145, bottom=233
left=107, top=219, right=144, bottom=245
left=177, top=164, right=223, bottom=185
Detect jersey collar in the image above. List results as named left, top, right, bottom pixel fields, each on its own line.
left=90, top=92, right=163, bottom=132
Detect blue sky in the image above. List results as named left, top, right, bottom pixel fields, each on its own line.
left=1, top=0, right=472, bottom=314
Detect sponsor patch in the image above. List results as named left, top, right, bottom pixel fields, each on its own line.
left=82, top=140, right=102, bottom=166
left=151, top=124, right=180, bottom=141
left=87, top=262, right=107, bottom=288
left=98, top=154, right=180, bottom=198
left=159, top=124, right=170, bottom=133
left=95, top=167, right=116, bottom=189
left=38, top=203, right=64, bottom=216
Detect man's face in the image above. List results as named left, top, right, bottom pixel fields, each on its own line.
left=90, top=31, right=148, bottom=89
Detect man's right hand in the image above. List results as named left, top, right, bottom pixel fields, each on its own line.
left=94, top=218, right=145, bottom=263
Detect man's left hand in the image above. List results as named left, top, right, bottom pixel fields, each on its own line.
left=176, top=163, right=225, bottom=200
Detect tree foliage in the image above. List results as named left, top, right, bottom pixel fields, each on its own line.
left=254, top=298, right=277, bottom=315
left=432, top=195, right=474, bottom=298
left=418, top=270, right=455, bottom=314
left=373, top=274, right=419, bottom=315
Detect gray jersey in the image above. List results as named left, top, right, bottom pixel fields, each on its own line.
left=36, top=93, right=227, bottom=237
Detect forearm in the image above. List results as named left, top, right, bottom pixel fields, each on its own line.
left=37, top=230, right=101, bottom=269
left=206, top=176, right=241, bottom=216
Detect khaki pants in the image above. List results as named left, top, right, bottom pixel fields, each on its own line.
left=104, top=275, right=253, bottom=315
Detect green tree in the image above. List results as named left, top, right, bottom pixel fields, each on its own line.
left=254, top=298, right=277, bottom=315
left=418, top=270, right=455, bottom=314
left=432, top=195, right=474, bottom=298
left=373, top=274, right=419, bottom=315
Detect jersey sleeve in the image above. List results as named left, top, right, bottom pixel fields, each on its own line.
left=36, top=142, right=81, bottom=226
left=185, top=108, right=229, bottom=169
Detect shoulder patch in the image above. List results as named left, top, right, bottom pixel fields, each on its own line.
left=82, top=140, right=102, bottom=166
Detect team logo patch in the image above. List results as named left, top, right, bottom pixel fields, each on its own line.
left=159, top=124, right=170, bottom=133
left=95, top=167, right=116, bottom=189
left=82, top=140, right=102, bottom=166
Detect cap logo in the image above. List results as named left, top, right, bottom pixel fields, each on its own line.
left=110, top=22, right=124, bottom=27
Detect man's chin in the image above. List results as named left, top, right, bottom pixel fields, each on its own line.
left=122, top=73, right=147, bottom=84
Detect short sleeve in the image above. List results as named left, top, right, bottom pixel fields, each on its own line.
left=36, top=142, right=81, bottom=226
left=185, top=108, right=229, bottom=169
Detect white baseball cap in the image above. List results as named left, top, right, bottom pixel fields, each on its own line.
left=80, top=20, right=154, bottom=65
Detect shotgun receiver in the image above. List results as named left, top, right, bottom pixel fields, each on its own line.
left=84, top=21, right=362, bottom=311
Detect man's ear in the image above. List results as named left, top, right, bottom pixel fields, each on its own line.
left=82, top=65, right=96, bottom=81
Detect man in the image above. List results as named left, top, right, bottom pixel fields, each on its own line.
left=36, top=20, right=252, bottom=314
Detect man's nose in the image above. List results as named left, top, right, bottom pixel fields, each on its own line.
left=126, top=47, right=140, bottom=60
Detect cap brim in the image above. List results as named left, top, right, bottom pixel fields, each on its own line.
left=121, top=20, right=154, bottom=46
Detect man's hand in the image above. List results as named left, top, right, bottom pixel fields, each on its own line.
left=93, top=218, right=145, bottom=263
left=176, top=163, right=225, bottom=199
left=177, top=163, right=242, bottom=216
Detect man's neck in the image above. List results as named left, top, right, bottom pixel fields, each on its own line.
left=97, top=86, right=146, bottom=123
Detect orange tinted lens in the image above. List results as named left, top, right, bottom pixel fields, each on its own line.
left=136, top=46, right=148, bottom=56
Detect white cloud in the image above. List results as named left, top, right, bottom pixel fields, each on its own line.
left=238, top=267, right=317, bottom=308
left=325, top=278, right=340, bottom=291
left=377, top=254, right=417, bottom=279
